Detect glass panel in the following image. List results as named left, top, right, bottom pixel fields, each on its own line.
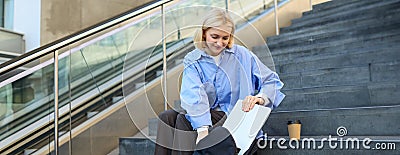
left=0, top=52, right=54, bottom=154
left=64, top=12, right=160, bottom=155
left=231, top=0, right=277, bottom=28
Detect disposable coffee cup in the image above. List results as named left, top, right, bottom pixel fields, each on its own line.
left=287, top=120, right=301, bottom=140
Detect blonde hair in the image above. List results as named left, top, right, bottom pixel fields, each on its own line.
left=194, top=8, right=235, bottom=50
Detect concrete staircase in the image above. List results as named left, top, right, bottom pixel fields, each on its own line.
left=119, top=126, right=156, bottom=155
left=118, top=0, right=400, bottom=154
left=252, top=0, right=400, bottom=154
left=118, top=102, right=181, bottom=155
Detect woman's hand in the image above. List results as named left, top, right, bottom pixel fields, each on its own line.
left=196, top=127, right=209, bottom=144
left=242, top=96, right=265, bottom=112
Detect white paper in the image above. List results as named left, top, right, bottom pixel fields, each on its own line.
left=222, top=100, right=272, bottom=155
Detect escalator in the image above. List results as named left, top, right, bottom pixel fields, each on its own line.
left=0, top=0, right=283, bottom=154
left=0, top=38, right=192, bottom=154
left=0, top=1, right=179, bottom=154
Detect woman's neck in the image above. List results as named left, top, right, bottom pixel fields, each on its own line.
left=204, top=48, right=222, bottom=56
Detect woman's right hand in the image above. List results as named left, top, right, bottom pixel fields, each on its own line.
left=242, top=95, right=265, bottom=112
left=196, top=126, right=209, bottom=144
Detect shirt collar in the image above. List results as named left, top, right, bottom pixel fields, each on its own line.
left=225, top=46, right=235, bottom=53
left=190, top=47, right=235, bottom=61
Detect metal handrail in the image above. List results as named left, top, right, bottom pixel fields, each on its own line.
left=0, top=1, right=174, bottom=154
left=0, top=0, right=307, bottom=153
left=274, top=0, right=280, bottom=35
left=0, top=0, right=172, bottom=75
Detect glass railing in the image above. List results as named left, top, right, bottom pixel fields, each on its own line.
left=0, top=28, right=24, bottom=54
left=0, top=1, right=175, bottom=154
left=0, top=0, right=284, bottom=154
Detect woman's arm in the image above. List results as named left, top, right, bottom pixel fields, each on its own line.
left=242, top=51, right=285, bottom=112
left=252, top=52, right=285, bottom=109
left=180, top=62, right=213, bottom=129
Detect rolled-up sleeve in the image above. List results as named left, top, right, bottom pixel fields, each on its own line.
left=251, top=53, right=285, bottom=110
left=180, top=62, right=212, bottom=129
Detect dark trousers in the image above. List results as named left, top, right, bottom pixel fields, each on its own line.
left=154, top=110, right=258, bottom=155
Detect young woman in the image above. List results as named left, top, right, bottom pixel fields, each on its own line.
left=155, top=8, right=285, bottom=155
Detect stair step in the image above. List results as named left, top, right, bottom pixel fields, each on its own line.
left=264, top=105, right=400, bottom=136
left=370, top=61, right=400, bottom=83
left=296, top=0, right=397, bottom=24
left=280, top=65, right=370, bottom=89
left=121, top=125, right=157, bottom=154
left=112, top=96, right=124, bottom=103
left=122, top=83, right=136, bottom=95
left=131, top=126, right=155, bottom=139
left=279, top=60, right=400, bottom=89
left=119, top=137, right=155, bottom=155
left=368, top=82, right=400, bottom=106
left=256, top=37, right=400, bottom=67
left=309, top=0, right=382, bottom=15
left=148, top=118, right=158, bottom=137
left=135, top=82, right=146, bottom=89
left=284, top=0, right=400, bottom=33
left=273, top=23, right=400, bottom=51
left=175, top=58, right=184, bottom=65
left=278, top=82, right=400, bottom=111
left=268, top=14, right=400, bottom=47
left=261, top=30, right=400, bottom=64
left=280, top=85, right=370, bottom=111
left=87, top=111, right=99, bottom=118
left=274, top=48, right=400, bottom=74
left=24, top=149, right=37, bottom=155
left=269, top=5, right=400, bottom=43
left=156, top=70, right=163, bottom=76
left=267, top=38, right=400, bottom=65
left=266, top=28, right=400, bottom=59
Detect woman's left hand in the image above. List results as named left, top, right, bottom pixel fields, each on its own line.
left=242, top=96, right=265, bottom=112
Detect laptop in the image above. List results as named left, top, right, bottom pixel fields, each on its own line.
left=222, top=100, right=272, bottom=155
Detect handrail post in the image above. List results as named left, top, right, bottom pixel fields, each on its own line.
left=263, top=0, right=266, bottom=10
left=274, top=0, right=279, bottom=35
left=225, top=0, right=230, bottom=11
left=54, top=50, right=59, bottom=155
left=310, top=0, right=313, bottom=10
left=162, top=5, right=167, bottom=111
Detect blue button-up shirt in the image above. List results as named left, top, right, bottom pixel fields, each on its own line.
left=180, top=44, right=285, bottom=130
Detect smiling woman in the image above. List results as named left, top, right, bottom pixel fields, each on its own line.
left=202, top=27, right=231, bottom=56
left=194, top=9, right=235, bottom=56
left=154, top=8, right=285, bottom=155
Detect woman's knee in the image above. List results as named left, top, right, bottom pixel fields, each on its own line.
left=175, top=114, right=193, bottom=130
left=158, top=109, right=178, bottom=124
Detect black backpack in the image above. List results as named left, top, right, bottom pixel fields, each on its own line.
left=193, top=126, right=238, bottom=155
